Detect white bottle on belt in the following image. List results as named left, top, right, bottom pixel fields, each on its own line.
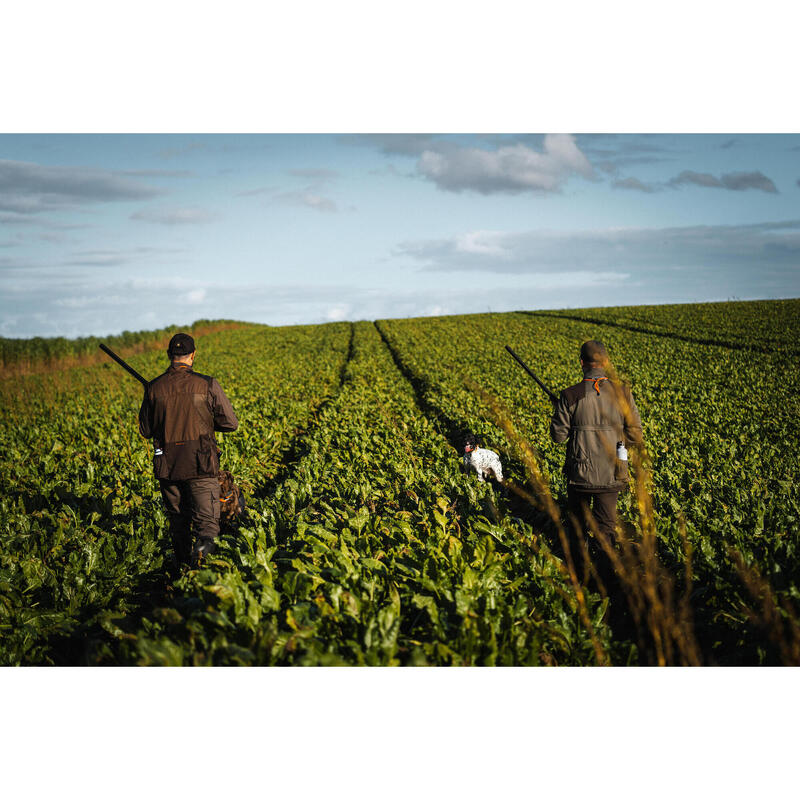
left=616, top=441, right=628, bottom=461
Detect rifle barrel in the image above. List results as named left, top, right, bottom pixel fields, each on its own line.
left=99, top=343, right=150, bottom=387
left=504, top=345, right=558, bottom=403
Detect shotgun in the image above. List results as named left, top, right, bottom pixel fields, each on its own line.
left=99, top=343, right=150, bottom=387
left=504, top=345, right=559, bottom=404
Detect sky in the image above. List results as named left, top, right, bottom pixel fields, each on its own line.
left=1, top=132, right=799, bottom=338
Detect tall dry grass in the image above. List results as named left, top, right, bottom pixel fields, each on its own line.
left=470, top=361, right=800, bottom=666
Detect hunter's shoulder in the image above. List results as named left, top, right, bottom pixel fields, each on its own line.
left=560, top=380, right=586, bottom=406
left=147, top=371, right=171, bottom=388
left=190, top=370, right=219, bottom=387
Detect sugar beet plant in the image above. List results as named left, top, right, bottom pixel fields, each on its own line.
left=2, top=300, right=796, bottom=665
left=377, top=305, right=800, bottom=664
left=108, top=322, right=615, bottom=666
left=0, top=323, right=350, bottom=665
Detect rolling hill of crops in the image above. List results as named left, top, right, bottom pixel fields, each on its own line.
left=1, top=299, right=798, bottom=665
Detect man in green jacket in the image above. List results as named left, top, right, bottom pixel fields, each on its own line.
left=550, top=339, right=643, bottom=577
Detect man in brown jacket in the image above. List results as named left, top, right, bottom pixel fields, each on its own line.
left=550, top=340, right=643, bottom=577
left=139, top=333, right=238, bottom=567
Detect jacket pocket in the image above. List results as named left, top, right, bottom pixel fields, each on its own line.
left=153, top=453, right=169, bottom=480
left=614, top=458, right=629, bottom=483
left=568, top=458, right=592, bottom=483
left=196, top=434, right=218, bottom=476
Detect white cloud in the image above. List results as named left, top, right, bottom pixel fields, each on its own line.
left=182, top=288, right=207, bottom=305
left=416, top=134, right=595, bottom=194
left=397, top=219, right=800, bottom=275
left=454, top=230, right=511, bottom=258
left=2, top=266, right=794, bottom=340
left=325, top=305, right=348, bottom=321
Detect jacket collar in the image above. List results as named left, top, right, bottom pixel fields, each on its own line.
left=583, top=367, right=607, bottom=379
left=168, top=363, right=193, bottom=373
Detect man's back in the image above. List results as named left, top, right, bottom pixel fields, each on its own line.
left=139, top=364, right=238, bottom=481
left=550, top=367, right=643, bottom=491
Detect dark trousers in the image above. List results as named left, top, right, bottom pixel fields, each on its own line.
left=159, top=476, right=220, bottom=563
left=564, top=488, right=619, bottom=584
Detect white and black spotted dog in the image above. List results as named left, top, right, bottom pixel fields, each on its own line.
left=463, top=434, right=504, bottom=484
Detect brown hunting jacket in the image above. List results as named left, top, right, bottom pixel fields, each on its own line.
left=139, top=364, right=238, bottom=481
left=550, top=367, right=643, bottom=492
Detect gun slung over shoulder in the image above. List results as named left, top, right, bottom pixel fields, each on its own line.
left=99, top=343, right=150, bottom=387
left=504, top=345, right=558, bottom=403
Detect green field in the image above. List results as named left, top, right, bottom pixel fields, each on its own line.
left=2, top=299, right=798, bottom=665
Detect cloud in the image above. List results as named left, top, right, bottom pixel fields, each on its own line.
left=578, top=135, right=680, bottom=174
left=0, top=275, right=629, bottom=338
left=358, top=134, right=596, bottom=194
left=396, top=219, right=800, bottom=275
left=181, top=288, right=207, bottom=305
left=3, top=246, right=798, bottom=339
left=0, top=159, right=162, bottom=214
left=130, top=206, right=217, bottom=225
left=668, top=170, right=778, bottom=193
left=325, top=305, right=348, bottom=321
left=288, top=168, right=339, bottom=183
left=274, top=191, right=338, bottom=212
left=240, top=168, right=342, bottom=210
left=235, top=186, right=276, bottom=197
left=64, top=251, right=129, bottom=267
left=595, top=156, right=676, bottom=176
left=62, top=246, right=186, bottom=268
left=121, top=169, right=193, bottom=178
left=613, top=177, right=657, bottom=193
left=0, top=212, right=91, bottom=230
left=454, top=230, right=512, bottom=257
left=415, top=134, right=595, bottom=194
left=721, top=172, right=778, bottom=192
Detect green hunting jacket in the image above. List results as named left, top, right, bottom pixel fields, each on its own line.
left=550, top=367, right=643, bottom=492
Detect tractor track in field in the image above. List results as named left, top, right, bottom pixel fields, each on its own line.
left=252, top=322, right=355, bottom=502
left=373, top=321, right=467, bottom=453
left=518, top=311, right=794, bottom=356
left=38, top=323, right=356, bottom=665
left=374, top=321, right=553, bottom=526
left=374, top=320, right=650, bottom=659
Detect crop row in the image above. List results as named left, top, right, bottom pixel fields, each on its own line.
left=534, top=298, right=800, bottom=355
left=0, top=322, right=350, bottom=664
left=115, top=321, right=617, bottom=665
left=377, top=308, right=800, bottom=664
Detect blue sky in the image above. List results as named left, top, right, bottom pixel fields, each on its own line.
left=1, top=133, right=798, bottom=338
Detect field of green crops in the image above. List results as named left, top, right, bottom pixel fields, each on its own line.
left=2, top=299, right=798, bottom=665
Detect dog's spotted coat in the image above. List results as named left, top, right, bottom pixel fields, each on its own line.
left=463, top=445, right=504, bottom=483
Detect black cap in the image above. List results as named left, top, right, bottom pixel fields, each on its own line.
left=167, top=332, right=195, bottom=357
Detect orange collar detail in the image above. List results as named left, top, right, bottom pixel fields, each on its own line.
left=583, top=376, right=608, bottom=395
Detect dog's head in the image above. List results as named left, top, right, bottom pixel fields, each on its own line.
left=464, top=434, right=479, bottom=453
